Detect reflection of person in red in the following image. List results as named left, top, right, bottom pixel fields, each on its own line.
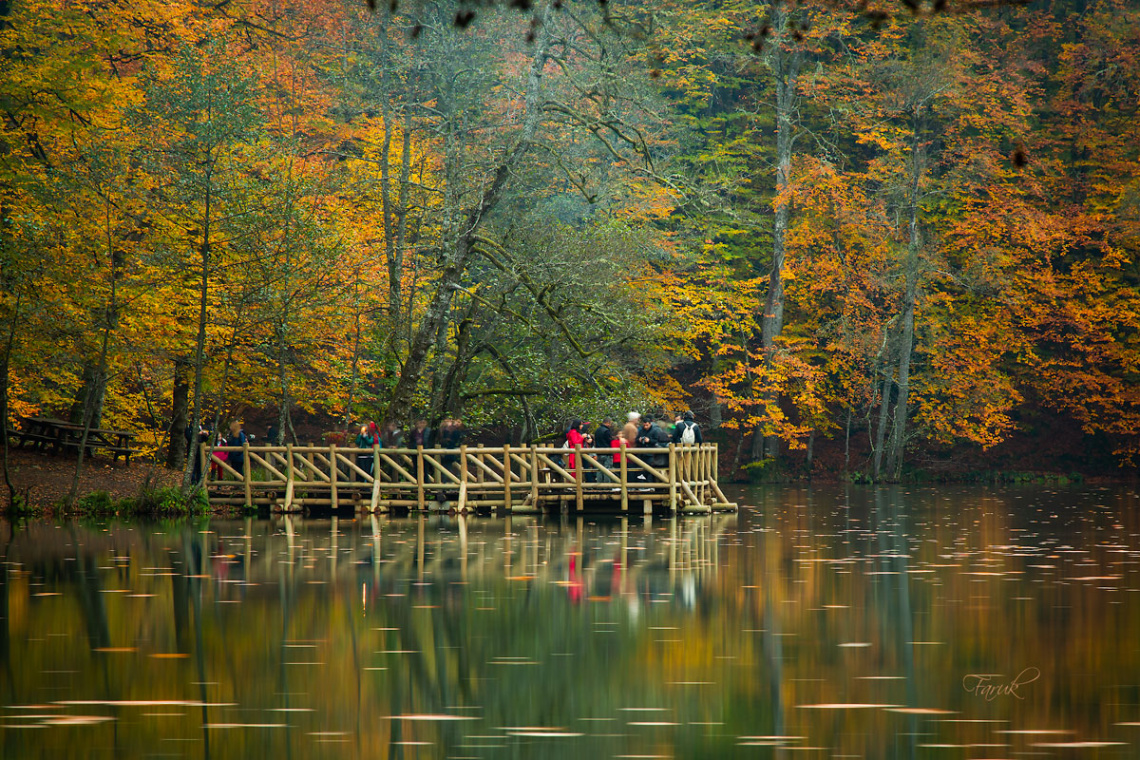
left=567, top=552, right=584, bottom=603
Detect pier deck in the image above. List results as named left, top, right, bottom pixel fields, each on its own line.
left=202, top=443, right=736, bottom=514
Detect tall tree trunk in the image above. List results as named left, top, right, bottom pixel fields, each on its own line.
left=435, top=320, right=473, bottom=419
left=756, top=5, right=801, bottom=462
left=182, top=176, right=211, bottom=492
left=886, top=203, right=921, bottom=479
left=210, top=320, right=241, bottom=449
left=872, top=369, right=892, bottom=481
left=396, top=110, right=413, bottom=334
left=276, top=320, right=291, bottom=446
left=343, top=276, right=363, bottom=432
left=0, top=291, right=21, bottom=508
left=68, top=361, right=107, bottom=430
left=844, top=404, right=852, bottom=473
left=68, top=202, right=118, bottom=506
left=384, top=2, right=552, bottom=426
left=167, top=358, right=191, bottom=469
left=885, top=130, right=924, bottom=480
left=378, top=11, right=402, bottom=329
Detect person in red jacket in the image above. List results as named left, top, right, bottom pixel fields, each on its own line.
left=565, top=419, right=585, bottom=476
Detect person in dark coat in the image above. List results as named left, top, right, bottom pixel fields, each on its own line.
left=186, top=424, right=209, bottom=485
left=227, top=420, right=248, bottom=479
left=649, top=417, right=671, bottom=467
left=594, top=417, right=614, bottom=449
left=440, top=418, right=464, bottom=475
left=409, top=419, right=431, bottom=447
left=593, top=417, right=614, bottom=475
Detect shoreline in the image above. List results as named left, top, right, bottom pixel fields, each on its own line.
left=1, top=447, right=1132, bottom=517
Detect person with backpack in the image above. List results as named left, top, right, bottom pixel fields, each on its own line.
left=672, top=410, right=703, bottom=445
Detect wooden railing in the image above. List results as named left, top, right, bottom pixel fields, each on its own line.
left=201, top=442, right=736, bottom=513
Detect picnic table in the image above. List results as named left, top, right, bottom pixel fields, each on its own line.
left=9, top=416, right=141, bottom=464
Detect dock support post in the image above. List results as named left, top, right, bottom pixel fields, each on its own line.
left=574, top=444, right=583, bottom=512
left=620, top=441, right=628, bottom=512
left=477, top=444, right=485, bottom=488
left=529, top=447, right=539, bottom=509
left=285, top=444, right=295, bottom=510
left=458, top=445, right=468, bottom=512
left=711, top=444, right=718, bottom=500
left=503, top=444, right=512, bottom=513
left=201, top=442, right=210, bottom=492
left=699, top=445, right=706, bottom=506
left=370, top=443, right=382, bottom=512
left=243, top=439, right=252, bottom=508
left=668, top=444, right=677, bottom=513
left=416, top=446, right=425, bottom=511
left=329, top=443, right=339, bottom=510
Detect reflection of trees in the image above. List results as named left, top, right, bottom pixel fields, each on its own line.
left=1, top=492, right=1139, bottom=757
left=724, top=486, right=1140, bottom=755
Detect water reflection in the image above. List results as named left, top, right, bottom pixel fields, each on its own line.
left=1, top=485, right=1139, bottom=758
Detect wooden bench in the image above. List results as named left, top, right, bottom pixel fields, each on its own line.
left=11, top=417, right=141, bottom=464
left=8, top=428, right=60, bottom=451
left=106, top=446, right=143, bottom=464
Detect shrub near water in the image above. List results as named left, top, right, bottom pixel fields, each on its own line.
left=135, top=485, right=209, bottom=514
left=76, top=490, right=117, bottom=512
left=74, top=486, right=208, bottom=515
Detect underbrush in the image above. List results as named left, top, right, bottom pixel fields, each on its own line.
left=73, top=484, right=209, bottom=515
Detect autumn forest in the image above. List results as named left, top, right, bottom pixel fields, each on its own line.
left=1, top=0, right=1138, bottom=489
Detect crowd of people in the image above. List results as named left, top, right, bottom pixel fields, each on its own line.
left=186, top=419, right=249, bottom=484
left=190, top=411, right=702, bottom=484
left=562, top=411, right=703, bottom=477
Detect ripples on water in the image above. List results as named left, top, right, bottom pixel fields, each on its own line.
left=1, top=485, right=1139, bottom=758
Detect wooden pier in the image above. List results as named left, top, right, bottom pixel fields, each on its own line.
left=202, top=442, right=737, bottom=514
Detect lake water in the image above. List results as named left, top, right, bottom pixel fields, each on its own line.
left=2, top=485, right=1139, bottom=758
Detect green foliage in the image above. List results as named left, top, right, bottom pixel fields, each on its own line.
left=70, top=485, right=207, bottom=515
left=76, top=490, right=116, bottom=512
left=135, top=485, right=209, bottom=514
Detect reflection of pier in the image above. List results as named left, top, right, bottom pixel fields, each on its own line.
left=196, top=513, right=736, bottom=600
left=203, top=443, right=736, bottom=514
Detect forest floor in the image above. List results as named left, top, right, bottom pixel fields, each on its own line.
left=0, top=447, right=180, bottom=508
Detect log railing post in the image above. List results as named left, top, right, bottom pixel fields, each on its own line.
left=574, top=444, right=583, bottom=512
left=285, top=443, right=295, bottom=510
left=371, top=443, right=382, bottom=512
left=329, top=443, right=339, bottom=509
left=619, top=440, right=628, bottom=512
left=503, top=444, right=512, bottom=513
left=243, top=439, right=252, bottom=508
left=529, top=447, right=539, bottom=508
left=201, top=442, right=210, bottom=491
left=706, top=446, right=715, bottom=505
left=696, top=445, right=703, bottom=506
left=416, top=445, right=425, bottom=511
left=458, top=444, right=469, bottom=512
left=668, top=444, right=677, bottom=513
